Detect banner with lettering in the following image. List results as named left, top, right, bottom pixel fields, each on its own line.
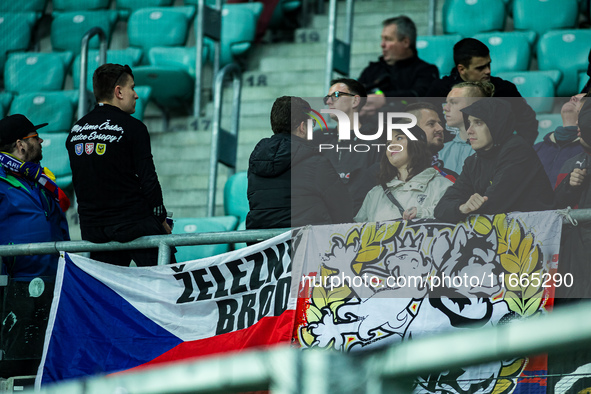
left=293, top=211, right=563, bottom=394
left=36, top=231, right=294, bottom=387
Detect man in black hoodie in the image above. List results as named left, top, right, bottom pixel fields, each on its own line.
left=246, top=96, right=353, bottom=229
left=434, top=98, right=554, bottom=223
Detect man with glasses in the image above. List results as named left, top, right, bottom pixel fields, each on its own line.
left=0, top=114, right=70, bottom=378
left=66, top=63, right=173, bottom=267
left=319, top=78, right=383, bottom=212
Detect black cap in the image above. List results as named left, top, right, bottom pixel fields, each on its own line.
left=0, top=114, right=48, bottom=146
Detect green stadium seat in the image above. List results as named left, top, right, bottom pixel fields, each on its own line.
left=268, top=0, right=302, bottom=30
left=4, top=52, right=73, bottom=94
left=127, top=6, right=195, bottom=62
left=473, top=31, right=535, bottom=73
left=535, top=113, right=562, bottom=144
left=416, top=34, right=462, bottom=76
left=172, top=216, right=239, bottom=262
left=513, top=0, right=579, bottom=40
left=537, top=29, right=591, bottom=96
left=38, top=132, right=72, bottom=189
left=497, top=71, right=558, bottom=113
left=52, top=0, right=110, bottom=12
left=51, top=10, right=119, bottom=55
left=9, top=92, right=75, bottom=133
left=580, top=71, right=589, bottom=93
left=132, top=86, right=152, bottom=121
left=72, top=48, right=143, bottom=91
left=116, top=0, right=174, bottom=20
left=0, top=13, right=38, bottom=74
left=0, top=92, right=13, bottom=118
left=224, top=171, right=249, bottom=223
left=442, top=0, right=505, bottom=37
left=0, top=0, right=46, bottom=12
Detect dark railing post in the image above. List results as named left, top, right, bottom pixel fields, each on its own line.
left=78, top=27, right=107, bottom=120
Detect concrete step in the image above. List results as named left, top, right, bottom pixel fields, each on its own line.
left=259, top=53, right=374, bottom=73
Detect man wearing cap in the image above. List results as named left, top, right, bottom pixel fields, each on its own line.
left=0, top=114, right=70, bottom=377
left=66, top=63, right=173, bottom=266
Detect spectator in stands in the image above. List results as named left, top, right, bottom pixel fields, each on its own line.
left=319, top=78, right=381, bottom=212
left=535, top=94, right=586, bottom=188
left=439, top=81, right=495, bottom=175
left=246, top=96, right=353, bottom=229
left=355, top=126, right=452, bottom=222
left=358, top=16, right=439, bottom=117
left=0, top=114, right=70, bottom=378
left=405, top=102, right=458, bottom=182
left=427, top=38, right=538, bottom=145
left=66, top=64, right=173, bottom=267
left=434, top=98, right=554, bottom=223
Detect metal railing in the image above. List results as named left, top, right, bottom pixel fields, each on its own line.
left=428, top=0, right=437, bottom=35
left=324, top=0, right=354, bottom=93
left=77, top=27, right=107, bottom=120
left=206, top=63, right=243, bottom=217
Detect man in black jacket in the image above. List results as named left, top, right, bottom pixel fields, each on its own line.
left=246, top=96, right=353, bottom=229
left=66, top=63, right=172, bottom=266
left=427, top=38, right=538, bottom=146
left=358, top=15, right=439, bottom=117
left=434, top=98, right=554, bottom=223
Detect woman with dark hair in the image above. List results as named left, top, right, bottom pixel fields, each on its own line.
left=354, top=126, right=453, bottom=222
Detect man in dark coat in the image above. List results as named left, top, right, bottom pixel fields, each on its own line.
left=434, top=98, right=554, bottom=223
left=246, top=96, right=353, bottom=229
left=427, top=38, right=539, bottom=146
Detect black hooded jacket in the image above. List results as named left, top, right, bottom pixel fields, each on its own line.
left=246, top=133, right=353, bottom=229
left=434, top=98, right=555, bottom=223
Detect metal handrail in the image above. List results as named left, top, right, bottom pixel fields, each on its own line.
left=78, top=27, right=107, bottom=120
left=428, top=0, right=437, bottom=35
left=324, top=0, right=354, bottom=92
left=206, top=63, right=242, bottom=217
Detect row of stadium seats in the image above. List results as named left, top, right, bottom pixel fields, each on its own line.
left=443, top=0, right=588, bottom=38
left=417, top=29, right=591, bottom=96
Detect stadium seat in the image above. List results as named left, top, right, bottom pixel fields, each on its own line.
left=172, top=216, right=239, bottom=262
left=132, top=86, right=152, bottom=121
left=116, top=0, right=174, bottom=19
left=535, top=113, right=562, bottom=144
left=580, top=72, right=589, bottom=93
left=497, top=71, right=558, bottom=113
left=4, top=52, right=73, bottom=94
left=127, top=7, right=195, bottom=62
left=473, top=31, right=535, bottom=73
left=52, top=0, right=110, bottom=12
left=0, top=0, right=46, bottom=12
left=513, top=0, right=579, bottom=39
left=51, top=10, right=119, bottom=55
left=537, top=29, right=591, bottom=96
left=416, top=34, right=462, bottom=76
left=267, top=0, right=302, bottom=30
left=442, top=0, right=505, bottom=37
left=0, top=13, right=38, bottom=74
left=38, top=132, right=72, bottom=190
left=0, top=92, right=13, bottom=118
left=224, top=171, right=249, bottom=223
left=72, top=48, right=143, bottom=91
left=9, top=92, right=75, bottom=133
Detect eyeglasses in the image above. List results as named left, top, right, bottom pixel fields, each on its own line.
left=111, top=65, right=133, bottom=89
left=323, top=91, right=356, bottom=105
left=21, top=133, right=39, bottom=141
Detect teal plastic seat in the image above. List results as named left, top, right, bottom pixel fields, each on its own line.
left=473, top=31, right=535, bottom=73
left=116, top=0, right=174, bottom=19
left=442, top=0, right=505, bottom=36
left=497, top=71, right=558, bottom=113
left=0, top=0, right=46, bottom=12
left=9, top=92, right=75, bottom=133
left=132, top=86, right=152, bottom=121
left=172, top=216, right=239, bottom=262
left=579, top=71, right=589, bottom=93
left=513, top=0, right=578, bottom=40
left=127, top=6, right=195, bottom=61
left=38, top=132, right=72, bottom=189
left=0, top=13, right=38, bottom=74
left=0, top=92, right=13, bottom=118
left=537, top=29, right=591, bottom=96
left=224, top=172, right=249, bottom=223
left=52, top=0, right=110, bottom=12
left=72, top=48, right=143, bottom=91
left=51, top=10, right=119, bottom=55
left=535, top=114, right=562, bottom=144
left=416, top=34, right=461, bottom=76
left=268, top=0, right=302, bottom=29
left=4, top=52, right=73, bottom=94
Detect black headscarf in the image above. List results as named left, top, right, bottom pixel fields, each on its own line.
left=461, top=98, right=515, bottom=152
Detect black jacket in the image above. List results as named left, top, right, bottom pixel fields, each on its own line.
left=246, top=133, right=353, bottom=229
left=66, top=104, right=165, bottom=227
left=554, top=150, right=591, bottom=209
left=358, top=55, right=439, bottom=97
left=427, top=68, right=539, bottom=146
left=434, top=99, right=554, bottom=223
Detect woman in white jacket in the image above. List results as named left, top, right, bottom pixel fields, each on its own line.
left=355, top=126, right=453, bottom=222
